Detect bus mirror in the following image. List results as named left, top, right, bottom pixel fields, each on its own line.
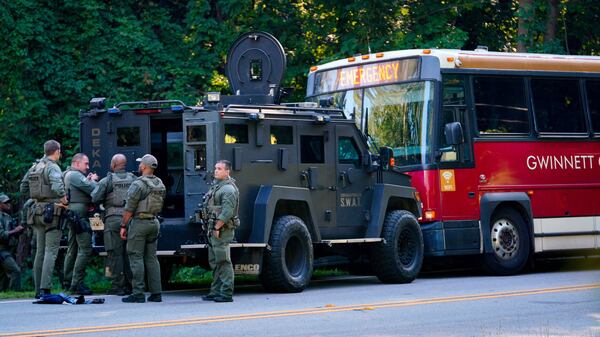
left=444, top=122, right=464, bottom=145
left=378, top=146, right=394, bottom=170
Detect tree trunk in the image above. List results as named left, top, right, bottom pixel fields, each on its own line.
left=517, top=0, right=533, bottom=52
left=544, top=0, right=559, bottom=42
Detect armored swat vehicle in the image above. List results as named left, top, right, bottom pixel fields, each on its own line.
left=80, top=32, right=423, bottom=292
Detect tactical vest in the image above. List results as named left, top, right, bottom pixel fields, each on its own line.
left=135, top=176, right=166, bottom=216
left=64, top=170, right=92, bottom=204
left=28, top=161, right=54, bottom=201
left=205, top=179, right=240, bottom=229
left=105, top=172, right=135, bottom=217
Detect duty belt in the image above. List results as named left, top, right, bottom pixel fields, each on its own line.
left=135, top=212, right=156, bottom=220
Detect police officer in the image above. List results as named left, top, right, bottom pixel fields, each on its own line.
left=120, top=154, right=165, bottom=303
left=63, top=153, right=98, bottom=295
left=19, top=140, right=68, bottom=298
left=202, top=160, right=239, bottom=303
left=0, top=193, right=24, bottom=291
left=91, top=154, right=134, bottom=296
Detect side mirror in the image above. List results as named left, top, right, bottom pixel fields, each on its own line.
left=378, top=146, right=394, bottom=170
left=444, top=122, right=464, bottom=146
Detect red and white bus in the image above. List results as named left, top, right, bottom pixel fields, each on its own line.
left=306, top=48, right=600, bottom=274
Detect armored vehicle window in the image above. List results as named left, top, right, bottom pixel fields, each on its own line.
left=338, top=137, right=360, bottom=166
left=194, top=145, right=207, bottom=170
left=187, top=125, right=206, bottom=142
left=300, top=135, right=325, bottom=163
left=224, top=124, right=249, bottom=144
left=117, top=127, right=141, bottom=147
left=532, top=78, right=585, bottom=133
left=270, top=125, right=293, bottom=144
left=167, top=132, right=183, bottom=169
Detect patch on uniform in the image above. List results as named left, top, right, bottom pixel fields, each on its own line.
left=89, top=213, right=105, bottom=231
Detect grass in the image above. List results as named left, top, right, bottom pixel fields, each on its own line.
left=1, top=261, right=350, bottom=300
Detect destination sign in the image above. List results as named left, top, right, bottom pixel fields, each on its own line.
left=313, top=58, right=420, bottom=95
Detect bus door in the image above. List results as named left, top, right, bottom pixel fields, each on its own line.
left=438, top=74, right=479, bottom=251
left=335, top=125, right=372, bottom=238
left=182, top=111, right=218, bottom=221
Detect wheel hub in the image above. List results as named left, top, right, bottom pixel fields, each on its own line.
left=491, top=219, right=519, bottom=260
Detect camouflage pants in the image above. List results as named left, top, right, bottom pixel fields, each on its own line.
left=32, top=214, right=61, bottom=292
left=104, top=216, right=131, bottom=291
left=63, top=224, right=92, bottom=287
left=208, top=228, right=235, bottom=298
left=0, top=250, right=21, bottom=291
left=126, top=218, right=161, bottom=297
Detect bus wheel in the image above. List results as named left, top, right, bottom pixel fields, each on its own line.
left=371, top=210, right=424, bottom=283
left=483, top=208, right=530, bottom=275
left=260, top=216, right=313, bottom=293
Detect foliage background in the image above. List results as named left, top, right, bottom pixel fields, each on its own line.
left=1, top=0, right=599, bottom=196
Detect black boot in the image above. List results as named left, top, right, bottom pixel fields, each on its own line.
left=35, top=289, right=51, bottom=299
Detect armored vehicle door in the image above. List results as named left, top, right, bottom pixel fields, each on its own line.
left=112, top=113, right=151, bottom=173
left=182, top=110, right=218, bottom=220
left=298, top=124, right=337, bottom=237
left=80, top=108, right=150, bottom=176
left=335, top=125, right=372, bottom=237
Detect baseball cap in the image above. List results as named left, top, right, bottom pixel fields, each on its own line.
left=0, top=193, right=10, bottom=203
left=136, top=154, right=158, bottom=169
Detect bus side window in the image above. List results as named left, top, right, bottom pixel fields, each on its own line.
left=587, top=80, right=600, bottom=134
left=441, top=75, right=467, bottom=162
left=473, top=76, right=529, bottom=135
left=532, top=78, right=585, bottom=133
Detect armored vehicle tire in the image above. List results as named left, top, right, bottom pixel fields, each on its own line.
left=260, top=216, right=313, bottom=293
left=371, top=210, right=423, bottom=283
left=483, top=207, right=530, bottom=276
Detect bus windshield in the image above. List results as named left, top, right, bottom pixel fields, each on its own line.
left=365, top=81, right=435, bottom=166
left=313, top=81, right=435, bottom=167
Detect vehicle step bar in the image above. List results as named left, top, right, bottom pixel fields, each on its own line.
left=320, top=238, right=383, bottom=247
left=99, top=250, right=177, bottom=256
left=180, top=243, right=268, bottom=249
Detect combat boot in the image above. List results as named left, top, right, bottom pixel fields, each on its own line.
left=107, top=287, right=128, bottom=296
left=35, top=289, right=51, bottom=299
left=70, top=283, right=92, bottom=295
left=213, top=296, right=233, bottom=303
left=202, top=294, right=217, bottom=301
left=122, top=294, right=145, bottom=303
left=147, top=293, right=162, bottom=302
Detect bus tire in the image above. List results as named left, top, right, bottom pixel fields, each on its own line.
left=371, top=210, right=423, bottom=283
left=260, top=215, right=313, bottom=293
left=483, top=207, right=530, bottom=275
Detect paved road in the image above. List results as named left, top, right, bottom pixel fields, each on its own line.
left=1, top=259, right=599, bottom=337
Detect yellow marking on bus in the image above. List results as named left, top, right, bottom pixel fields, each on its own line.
left=3, top=283, right=599, bottom=337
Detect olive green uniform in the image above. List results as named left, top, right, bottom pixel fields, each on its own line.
left=124, top=175, right=165, bottom=297
left=63, top=167, right=97, bottom=289
left=204, top=177, right=239, bottom=300
left=0, top=211, right=21, bottom=291
left=19, top=157, right=66, bottom=293
left=91, top=170, right=135, bottom=293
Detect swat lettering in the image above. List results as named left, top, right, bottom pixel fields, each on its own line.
left=526, top=155, right=596, bottom=170
left=340, top=193, right=361, bottom=207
